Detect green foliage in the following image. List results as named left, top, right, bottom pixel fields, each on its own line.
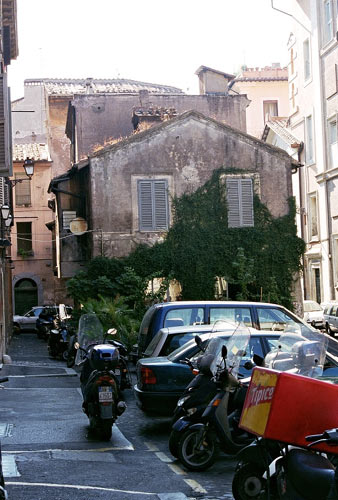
left=80, top=295, right=140, bottom=351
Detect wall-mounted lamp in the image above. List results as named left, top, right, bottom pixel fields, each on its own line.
left=0, top=204, right=11, bottom=249
left=7, top=157, right=35, bottom=187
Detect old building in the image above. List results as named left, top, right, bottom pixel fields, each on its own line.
left=263, top=0, right=338, bottom=305
left=0, top=0, right=18, bottom=358
left=49, top=110, right=302, bottom=305
left=11, top=143, right=53, bottom=314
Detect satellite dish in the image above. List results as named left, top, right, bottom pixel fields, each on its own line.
left=69, top=217, right=88, bottom=236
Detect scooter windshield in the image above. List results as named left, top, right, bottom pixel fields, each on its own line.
left=264, top=323, right=328, bottom=378
left=199, top=321, right=251, bottom=378
left=75, top=313, right=105, bottom=365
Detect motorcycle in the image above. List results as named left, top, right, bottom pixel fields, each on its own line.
left=48, top=305, right=72, bottom=360
left=175, top=322, right=254, bottom=471
left=75, top=313, right=127, bottom=440
left=232, top=325, right=330, bottom=500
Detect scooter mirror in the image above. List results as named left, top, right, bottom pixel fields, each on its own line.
left=243, top=360, right=255, bottom=370
left=74, top=342, right=80, bottom=350
left=107, top=328, right=117, bottom=336
left=195, top=335, right=202, bottom=347
left=222, top=345, right=228, bottom=359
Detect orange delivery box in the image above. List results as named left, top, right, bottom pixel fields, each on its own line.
left=239, top=366, right=338, bottom=452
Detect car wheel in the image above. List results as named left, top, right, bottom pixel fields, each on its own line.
left=232, top=462, right=266, bottom=500
left=326, top=324, right=334, bottom=337
left=178, top=427, right=218, bottom=471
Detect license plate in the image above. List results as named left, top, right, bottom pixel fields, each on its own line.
left=98, top=386, right=113, bottom=402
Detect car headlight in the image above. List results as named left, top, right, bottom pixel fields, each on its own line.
left=177, top=396, right=190, bottom=407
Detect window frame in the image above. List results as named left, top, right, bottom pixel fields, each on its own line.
left=303, top=38, right=312, bottom=82
left=137, top=179, right=169, bottom=232
left=305, top=114, right=315, bottom=164
left=263, top=100, right=278, bottom=124
left=328, top=116, right=338, bottom=168
left=16, top=221, right=33, bottom=256
left=226, top=176, right=255, bottom=228
left=14, top=173, right=31, bottom=206
left=323, top=0, right=334, bottom=46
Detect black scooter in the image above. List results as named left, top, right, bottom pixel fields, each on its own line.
left=176, top=341, right=253, bottom=471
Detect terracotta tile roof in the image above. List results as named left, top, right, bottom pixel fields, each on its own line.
left=13, top=143, right=51, bottom=162
left=24, top=78, right=183, bottom=96
left=262, top=117, right=301, bottom=147
left=235, top=66, right=288, bottom=82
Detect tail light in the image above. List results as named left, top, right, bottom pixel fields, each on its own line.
left=95, top=375, right=115, bottom=385
left=141, top=366, right=157, bottom=385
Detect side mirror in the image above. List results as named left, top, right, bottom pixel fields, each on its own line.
left=243, top=360, right=255, bottom=370
left=195, top=335, right=202, bottom=347
left=222, top=345, right=228, bottom=359
left=107, top=328, right=117, bottom=336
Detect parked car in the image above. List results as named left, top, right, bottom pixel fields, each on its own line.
left=134, top=329, right=338, bottom=415
left=303, top=300, right=324, bottom=329
left=323, top=302, right=338, bottom=336
left=135, top=300, right=315, bottom=359
left=13, top=305, right=72, bottom=333
left=143, top=323, right=235, bottom=358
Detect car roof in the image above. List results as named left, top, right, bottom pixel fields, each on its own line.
left=152, top=300, right=285, bottom=309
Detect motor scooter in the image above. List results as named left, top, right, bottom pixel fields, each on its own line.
left=48, top=305, right=71, bottom=360
left=75, top=313, right=127, bottom=441
left=176, top=322, right=254, bottom=471
left=232, top=325, right=331, bottom=500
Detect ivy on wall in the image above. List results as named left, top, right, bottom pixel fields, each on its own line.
left=67, top=168, right=305, bottom=313
left=126, top=167, right=305, bottom=310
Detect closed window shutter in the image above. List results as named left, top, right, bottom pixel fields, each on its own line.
left=15, top=174, right=31, bottom=206
left=0, top=73, right=12, bottom=176
left=226, top=178, right=254, bottom=228
left=138, top=180, right=169, bottom=231
left=241, top=179, right=254, bottom=226
left=0, top=177, right=5, bottom=206
left=154, top=180, right=168, bottom=230
left=139, top=181, right=153, bottom=230
left=227, top=178, right=241, bottom=227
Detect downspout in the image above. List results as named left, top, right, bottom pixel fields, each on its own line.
left=295, top=142, right=307, bottom=299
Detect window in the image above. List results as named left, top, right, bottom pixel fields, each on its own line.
left=256, top=307, right=298, bottom=332
left=308, top=193, right=319, bottom=239
left=164, top=308, right=204, bottom=327
left=323, top=0, right=334, bottom=45
left=303, top=39, right=311, bottom=81
left=15, top=174, right=31, bottom=206
left=263, top=101, right=278, bottom=123
left=226, top=177, right=254, bottom=228
left=305, top=115, right=314, bottom=163
left=138, top=179, right=169, bottom=231
left=17, top=221, right=33, bottom=255
left=329, top=119, right=338, bottom=168
left=209, top=307, right=252, bottom=326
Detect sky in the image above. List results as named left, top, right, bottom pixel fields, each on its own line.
left=8, top=0, right=293, bottom=100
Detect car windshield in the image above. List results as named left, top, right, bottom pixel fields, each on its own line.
left=304, top=301, right=322, bottom=312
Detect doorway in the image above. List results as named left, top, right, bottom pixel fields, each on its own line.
left=14, top=278, right=38, bottom=315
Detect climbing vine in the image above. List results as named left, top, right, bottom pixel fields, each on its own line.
left=67, top=168, right=305, bottom=313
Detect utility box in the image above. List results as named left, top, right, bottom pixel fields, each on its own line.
left=239, top=366, right=338, bottom=453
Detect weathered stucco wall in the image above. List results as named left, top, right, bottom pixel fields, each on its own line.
left=73, top=93, right=249, bottom=161
left=87, top=112, right=293, bottom=259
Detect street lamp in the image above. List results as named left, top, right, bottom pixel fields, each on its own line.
left=7, top=157, right=35, bottom=187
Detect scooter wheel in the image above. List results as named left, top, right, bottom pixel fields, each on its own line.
left=169, top=429, right=181, bottom=458
left=178, top=428, right=218, bottom=471
left=232, top=462, right=266, bottom=500
left=99, top=421, right=112, bottom=441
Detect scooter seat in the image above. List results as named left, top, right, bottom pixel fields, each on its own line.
left=287, top=448, right=335, bottom=499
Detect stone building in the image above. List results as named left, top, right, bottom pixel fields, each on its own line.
left=49, top=110, right=301, bottom=308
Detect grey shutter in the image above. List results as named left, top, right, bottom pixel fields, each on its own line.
left=226, top=178, right=254, bottom=228
left=154, top=180, right=168, bottom=230
left=241, top=179, right=254, bottom=227
left=138, top=181, right=153, bottom=231
left=138, top=180, right=169, bottom=231
left=227, top=178, right=241, bottom=227
left=0, top=177, right=4, bottom=206
left=0, top=73, right=12, bottom=176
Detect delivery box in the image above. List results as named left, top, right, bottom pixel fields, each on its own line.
left=239, top=366, right=338, bottom=452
